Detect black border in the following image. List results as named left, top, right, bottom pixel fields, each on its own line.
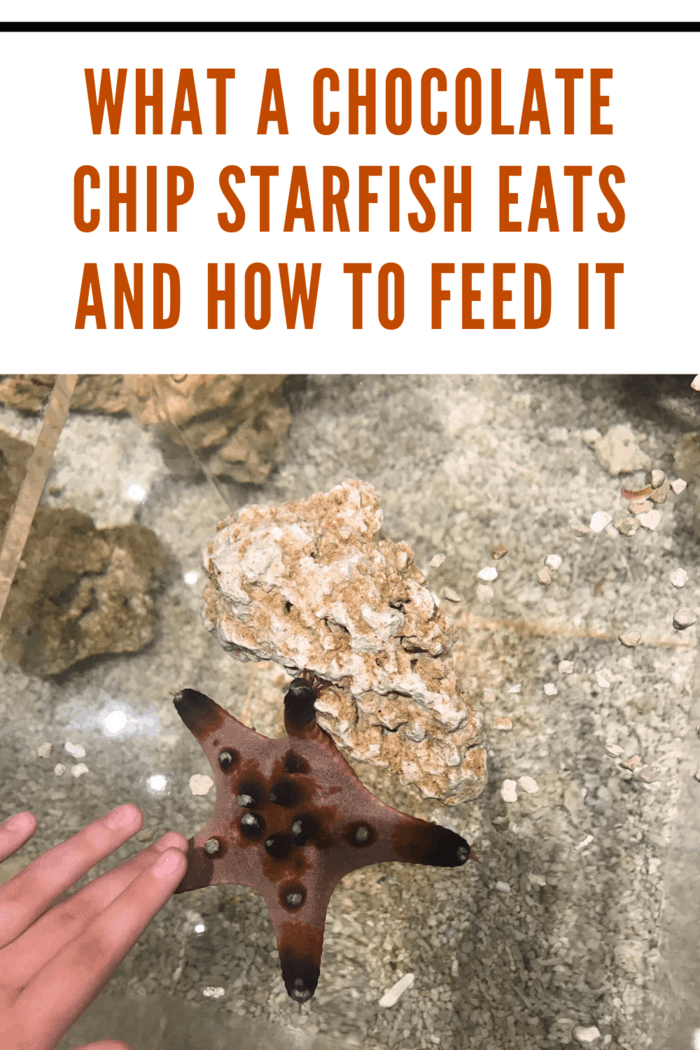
left=0, top=21, right=699, bottom=32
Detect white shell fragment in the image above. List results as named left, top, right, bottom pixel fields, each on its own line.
left=528, top=873, right=547, bottom=888
left=477, top=566, right=498, bottom=582
left=619, top=632, right=641, bottom=648
left=589, top=511, right=612, bottom=533
left=379, top=972, right=415, bottom=1008
left=691, top=375, right=700, bottom=392
left=543, top=683, right=558, bottom=696
left=442, top=587, right=462, bottom=603
left=501, top=779, right=518, bottom=803
left=64, top=741, right=86, bottom=759
left=202, top=987, right=225, bottom=999
left=71, top=763, right=89, bottom=777
left=189, top=774, right=214, bottom=796
left=545, top=554, right=562, bottom=571
left=594, top=671, right=611, bottom=689
left=518, top=776, right=539, bottom=793
left=670, top=568, right=689, bottom=588
left=673, top=607, right=698, bottom=631
left=605, top=743, right=624, bottom=757
left=558, top=661, right=575, bottom=675
left=671, top=478, right=687, bottom=495
left=573, top=1027, right=602, bottom=1045
left=54, top=763, right=66, bottom=776
left=495, top=881, right=511, bottom=893
left=647, top=469, right=666, bottom=489
left=200, top=480, right=486, bottom=805
left=507, top=684, right=522, bottom=694
left=574, top=834, right=594, bottom=852
left=639, top=510, right=661, bottom=531
left=36, top=742, right=53, bottom=759
left=429, top=554, right=445, bottom=568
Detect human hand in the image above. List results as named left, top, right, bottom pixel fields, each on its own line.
left=0, top=804, right=189, bottom=1050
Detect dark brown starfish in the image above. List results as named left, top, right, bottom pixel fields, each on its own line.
left=172, top=677, right=470, bottom=1002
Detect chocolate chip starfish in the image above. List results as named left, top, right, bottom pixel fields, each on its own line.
left=172, top=677, right=470, bottom=1002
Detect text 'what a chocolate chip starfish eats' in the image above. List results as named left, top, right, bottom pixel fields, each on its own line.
left=172, top=675, right=471, bottom=1003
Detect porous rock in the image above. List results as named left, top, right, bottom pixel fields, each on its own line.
left=0, top=375, right=128, bottom=414
left=0, top=374, right=292, bottom=486
left=201, top=480, right=486, bottom=805
left=123, top=374, right=291, bottom=484
left=0, top=430, right=162, bottom=676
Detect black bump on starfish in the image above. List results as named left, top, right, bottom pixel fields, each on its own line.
left=172, top=679, right=471, bottom=1002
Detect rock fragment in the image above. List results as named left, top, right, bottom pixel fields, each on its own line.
left=620, top=755, right=641, bottom=771
left=442, top=587, right=462, bottom=603
left=476, top=584, right=494, bottom=603
left=673, top=607, right=697, bottom=630
left=589, top=511, right=612, bottom=533
left=518, top=776, right=539, bottom=793
left=545, top=554, right=562, bottom=571
left=590, top=424, right=651, bottom=475
left=670, top=568, right=688, bottom=588
left=619, top=631, right=641, bottom=648
left=189, top=774, right=214, bottom=796
left=36, top=742, right=52, bottom=759
left=594, top=671, right=611, bottom=689
left=379, top=972, right=415, bottom=1008
left=537, top=568, right=552, bottom=586
left=573, top=1027, right=602, bottom=1045
left=639, top=509, right=661, bottom=530
left=501, top=779, right=518, bottom=803
left=543, top=683, right=558, bottom=696
left=647, top=469, right=666, bottom=489
left=201, top=479, right=485, bottom=805
left=614, top=517, right=639, bottom=536
left=428, top=554, right=445, bottom=568
left=491, top=544, right=508, bottom=560
left=671, top=478, right=687, bottom=495
left=558, top=661, right=575, bottom=674
left=493, top=717, right=512, bottom=731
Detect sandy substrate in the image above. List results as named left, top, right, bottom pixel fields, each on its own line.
left=1, top=374, right=699, bottom=1050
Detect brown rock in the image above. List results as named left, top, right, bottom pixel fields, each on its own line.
left=0, top=431, right=162, bottom=676
left=123, top=374, right=291, bottom=484
left=0, top=374, right=292, bottom=486
left=0, top=375, right=128, bottom=414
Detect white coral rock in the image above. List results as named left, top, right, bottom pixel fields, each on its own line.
left=201, top=480, right=485, bottom=805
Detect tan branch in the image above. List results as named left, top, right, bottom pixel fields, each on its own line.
left=0, top=374, right=78, bottom=620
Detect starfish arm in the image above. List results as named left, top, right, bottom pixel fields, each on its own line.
left=173, top=687, right=263, bottom=768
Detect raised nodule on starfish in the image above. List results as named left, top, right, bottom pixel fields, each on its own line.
left=172, top=678, right=470, bottom=1002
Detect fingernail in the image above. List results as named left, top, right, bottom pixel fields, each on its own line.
left=152, top=848, right=185, bottom=878
left=6, top=811, right=33, bottom=831
left=105, top=804, right=139, bottom=830
left=155, top=831, right=185, bottom=852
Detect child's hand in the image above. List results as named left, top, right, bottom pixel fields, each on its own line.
left=0, top=804, right=188, bottom=1050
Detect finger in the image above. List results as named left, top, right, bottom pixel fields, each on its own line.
left=72, top=1042, right=132, bottom=1050
left=0, top=804, right=142, bottom=948
left=0, top=811, right=37, bottom=863
left=18, top=847, right=188, bottom=1042
left=2, top=831, right=188, bottom=991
